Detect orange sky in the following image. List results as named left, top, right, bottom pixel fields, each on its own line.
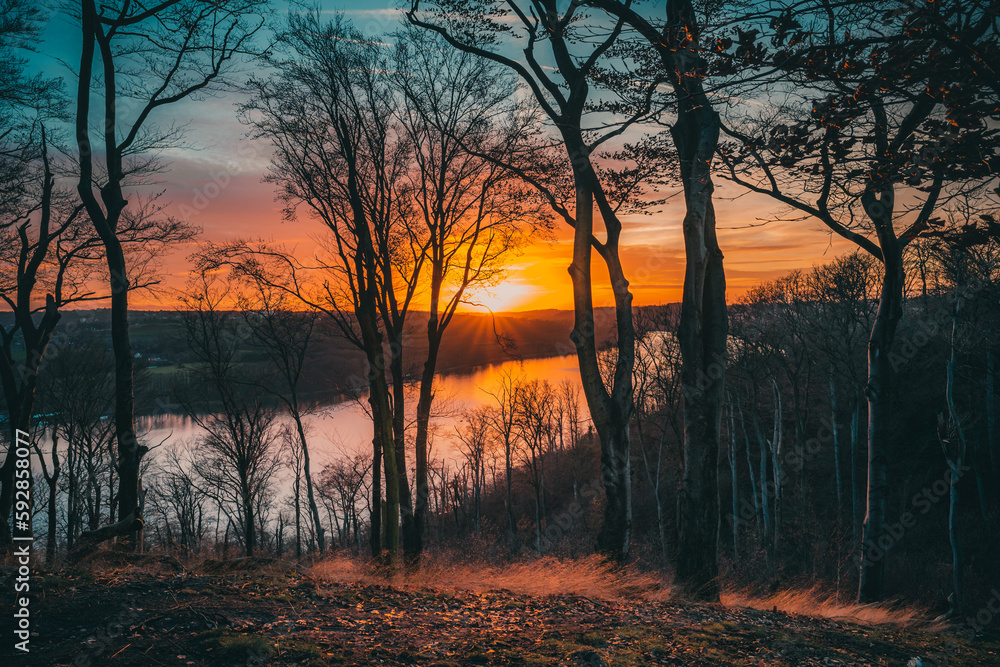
left=27, top=4, right=860, bottom=314
left=134, top=145, right=857, bottom=313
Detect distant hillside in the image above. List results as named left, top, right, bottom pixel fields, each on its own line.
left=31, top=309, right=626, bottom=412
left=44, top=307, right=624, bottom=370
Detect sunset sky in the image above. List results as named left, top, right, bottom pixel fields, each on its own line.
left=33, top=1, right=858, bottom=312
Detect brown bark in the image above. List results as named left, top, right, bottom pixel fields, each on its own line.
left=857, top=189, right=903, bottom=604
left=669, top=0, right=727, bottom=601
left=412, top=331, right=439, bottom=562
left=389, top=337, right=418, bottom=562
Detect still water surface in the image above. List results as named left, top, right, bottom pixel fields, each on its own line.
left=139, top=354, right=586, bottom=469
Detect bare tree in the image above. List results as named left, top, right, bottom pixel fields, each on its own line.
left=72, top=0, right=266, bottom=550
left=484, top=370, right=525, bottom=550
left=391, top=26, right=548, bottom=562
left=576, top=0, right=729, bottom=601
left=178, top=273, right=282, bottom=557
left=408, top=0, right=667, bottom=566
left=515, top=379, right=555, bottom=553
left=234, top=275, right=326, bottom=554
left=0, top=126, right=190, bottom=551
left=233, top=12, right=543, bottom=566
left=148, top=447, right=207, bottom=556
left=632, top=307, right=683, bottom=567
left=715, top=0, right=999, bottom=601
left=0, top=0, right=52, bottom=219
left=808, top=253, right=880, bottom=534
left=318, top=453, right=371, bottom=551
left=237, top=13, right=405, bottom=563
left=455, top=408, right=493, bottom=535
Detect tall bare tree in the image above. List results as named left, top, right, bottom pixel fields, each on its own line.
left=715, top=0, right=999, bottom=601
left=178, top=273, right=282, bottom=557
left=391, top=26, right=548, bottom=561
left=72, top=0, right=266, bottom=548
left=232, top=13, right=543, bottom=566
left=408, top=0, right=666, bottom=564
left=234, top=275, right=326, bottom=554
left=237, top=13, right=404, bottom=562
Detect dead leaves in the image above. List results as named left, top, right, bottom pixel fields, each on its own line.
left=9, top=567, right=1000, bottom=665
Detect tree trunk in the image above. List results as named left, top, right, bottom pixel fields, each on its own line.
left=851, top=394, right=860, bottom=538
left=389, top=337, right=418, bottom=562
left=668, top=0, right=726, bottom=601
left=534, top=477, right=543, bottom=554
left=505, top=438, right=517, bottom=550
left=361, top=326, right=397, bottom=564
left=830, top=370, right=843, bottom=516
left=45, top=432, right=61, bottom=564
left=566, top=172, right=634, bottom=563
left=66, top=433, right=77, bottom=550
left=755, top=410, right=772, bottom=546
left=344, top=138, right=398, bottom=566
left=291, top=409, right=325, bottom=554
left=988, top=349, right=997, bottom=477
left=941, top=276, right=968, bottom=618
left=107, top=241, right=144, bottom=550
left=294, top=458, right=302, bottom=559
left=242, top=485, right=255, bottom=557
left=727, top=399, right=740, bottom=557
left=770, top=379, right=783, bottom=552
left=675, top=190, right=726, bottom=600
left=412, top=329, right=441, bottom=563
left=858, top=217, right=903, bottom=604
left=0, top=335, right=56, bottom=551
left=737, top=397, right=761, bottom=533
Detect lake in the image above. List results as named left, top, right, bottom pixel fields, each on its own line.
left=138, top=354, right=586, bottom=471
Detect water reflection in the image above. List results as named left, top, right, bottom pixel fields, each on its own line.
left=138, top=354, right=586, bottom=468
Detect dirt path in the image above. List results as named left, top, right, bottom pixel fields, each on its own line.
left=2, top=565, right=997, bottom=666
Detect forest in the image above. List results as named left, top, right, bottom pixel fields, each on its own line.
left=1, top=0, right=999, bottom=664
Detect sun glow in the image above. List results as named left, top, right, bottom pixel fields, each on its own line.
left=461, top=281, right=539, bottom=312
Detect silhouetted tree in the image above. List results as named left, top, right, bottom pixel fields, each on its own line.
left=72, top=0, right=266, bottom=550
left=409, top=0, right=667, bottom=566
left=715, top=0, right=999, bottom=601
left=178, top=273, right=282, bottom=557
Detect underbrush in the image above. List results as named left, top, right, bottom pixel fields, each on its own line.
left=309, top=552, right=943, bottom=632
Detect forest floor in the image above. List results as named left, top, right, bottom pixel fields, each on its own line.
left=1, top=556, right=998, bottom=666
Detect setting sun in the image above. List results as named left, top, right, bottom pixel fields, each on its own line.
left=461, top=281, right=540, bottom=312
left=5, top=1, right=997, bottom=661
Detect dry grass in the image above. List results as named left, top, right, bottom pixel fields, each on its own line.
left=310, top=553, right=667, bottom=600
left=310, top=555, right=940, bottom=631
left=723, top=587, right=943, bottom=630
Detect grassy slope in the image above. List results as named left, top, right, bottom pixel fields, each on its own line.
left=1, top=557, right=997, bottom=666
